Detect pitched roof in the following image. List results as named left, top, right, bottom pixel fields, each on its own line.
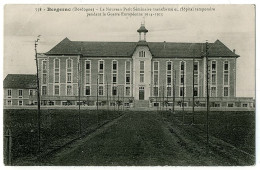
left=4, top=74, right=37, bottom=89
left=45, top=38, right=239, bottom=58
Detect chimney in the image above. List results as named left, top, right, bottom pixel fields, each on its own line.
left=163, top=41, right=166, bottom=49
left=233, top=49, right=236, bottom=54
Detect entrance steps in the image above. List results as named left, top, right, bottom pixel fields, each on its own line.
left=134, top=100, right=149, bottom=108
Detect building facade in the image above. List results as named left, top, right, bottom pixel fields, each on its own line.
left=3, top=24, right=255, bottom=109
left=3, top=74, right=37, bottom=106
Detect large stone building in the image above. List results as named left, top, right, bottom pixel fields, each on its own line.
left=3, top=24, right=254, bottom=109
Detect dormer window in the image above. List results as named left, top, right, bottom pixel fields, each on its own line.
left=139, top=51, right=145, bottom=57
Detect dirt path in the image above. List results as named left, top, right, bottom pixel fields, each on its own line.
left=38, top=111, right=254, bottom=166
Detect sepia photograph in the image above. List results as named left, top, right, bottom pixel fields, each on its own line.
left=3, top=4, right=256, bottom=166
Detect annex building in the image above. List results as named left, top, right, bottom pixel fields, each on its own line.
left=3, top=24, right=254, bottom=109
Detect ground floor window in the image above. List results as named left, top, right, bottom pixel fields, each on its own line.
left=242, top=103, right=248, bottom=107
left=227, top=103, right=234, bottom=107
left=7, top=100, right=12, bottom=106
left=153, top=102, right=159, bottom=107
left=98, top=86, right=104, bottom=96
left=18, top=100, right=23, bottom=106
left=125, top=87, right=130, bottom=96
left=85, top=86, right=90, bottom=96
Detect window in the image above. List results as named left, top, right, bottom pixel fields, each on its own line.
left=125, top=87, right=130, bottom=96
left=167, top=75, right=171, bottom=85
left=54, top=59, right=59, bottom=69
left=194, top=87, right=198, bottom=97
left=224, top=61, right=229, bottom=71
left=224, top=87, right=229, bottom=97
left=181, top=62, right=185, bottom=71
left=140, top=74, right=144, bottom=83
left=194, top=75, right=198, bottom=85
left=139, top=51, right=145, bottom=57
left=153, top=61, right=159, bottom=87
left=167, top=62, right=171, bottom=71
left=7, top=89, right=11, bottom=97
left=194, top=62, right=198, bottom=71
left=125, top=61, right=131, bottom=84
left=86, top=60, right=91, bottom=84
left=29, top=89, right=33, bottom=96
left=55, top=73, right=59, bottom=83
left=181, top=75, right=184, bottom=84
left=113, top=74, right=117, bottom=83
left=140, top=61, right=144, bottom=71
left=7, top=100, right=12, bottom=106
left=154, top=74, right=158, bottom=85
left=42, top=74, right=47, bottom=84
left=180, top=87, right=185, bottom=97
left=211, top=87, right=216, bottom=97
left=43, top=60, right=47, bottom=70
left=167, top=87, right=171, bottom=96
left=228, top=103, right=234, bottom=107
left=66, top=73, right=71, bottom=83
left=67, top=85, right=72, bottom=96
left=212, top=61, right=216, bottom=71
left=126, top=74, right=130, bottom=84
left=85, top=86, right=90, bottom=96
left=18, top=100, right=23, bottom=106
left=84, top=74, right=90, bottom=85
left=42, top=86, right=47, bottom=95
left=212, top=74, right=216, bottom=84
left=99, top=74, right=104, bottom=84
left=153, top=87, right=159, bottom=96
left=154, top=62, right=159, bottom=71
left=19, top=90, right=23, bottom=97
left=242, top=103, right=248, bottom=107
left=54, top=85, right=59, bottom=95
left=86, top=61, right=90, bottom=70
left=112, top=86, right=117, bottom=96
left=113, top=61, right=117, bottom=70
left=99, top=86, right=104, bottom=96
left=67, top=59, right=72, bottom=69
left=99, top=61, right=104, bottom=70
left=224, top=74, right=229, bottom=85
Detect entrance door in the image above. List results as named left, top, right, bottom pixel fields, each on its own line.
left=139, top=87, right=145, bottom=100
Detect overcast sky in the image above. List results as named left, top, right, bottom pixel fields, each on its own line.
left=4, top=4, right=255, bottom=97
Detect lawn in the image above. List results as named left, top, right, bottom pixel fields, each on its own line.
left=41, top=111, right=255, bottom=166
left=3, top=109, right=122, bottom=164
left=162, top=111, right=255, bottom=155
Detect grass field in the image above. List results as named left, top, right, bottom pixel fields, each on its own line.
left=162, top=111, right=255, bottom=155
left=3, top=109, right=255, bottom=166
left=3, top=109, right=122, bottom=163
left=40, top=111, right=255, bottom=166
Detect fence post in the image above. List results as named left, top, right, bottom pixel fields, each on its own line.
left=4, top=129, right=12, bottom=165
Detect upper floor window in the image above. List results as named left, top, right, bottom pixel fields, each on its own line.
left=86, top=61, right=91, bottom=70
left=19, top=90, right=23, bottom=97
left=99, top=60, right=104, bottom=71
left=113, top=61, right=117, bottom=70
left=139, top=51, right=145, bottom=57
left=42, top=86, right=47, bottom=96
left=54, top=85, right=59, bottom=95
left=67, top=59, right=72, bottom=69
left=212, top=61, right=216, bottom=71
left=224, top=61, right=229, bottom=71
left=29, top=89, right=34, bottom=96
left=167, top=62, right=172, bottom=71
left=54, top=59, right=59, bottom=69
left=140, top=61, right=144, bottom=71
left=67, top=85, right=72, bottom=96
left=7, top=89, right=12, bottom=96
left=42, top=60, right=47, bottom=71
left=181, top=62, right=185, bottom=71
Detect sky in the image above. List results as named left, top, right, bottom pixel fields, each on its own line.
left=3, top=4, right=255, bottom=98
